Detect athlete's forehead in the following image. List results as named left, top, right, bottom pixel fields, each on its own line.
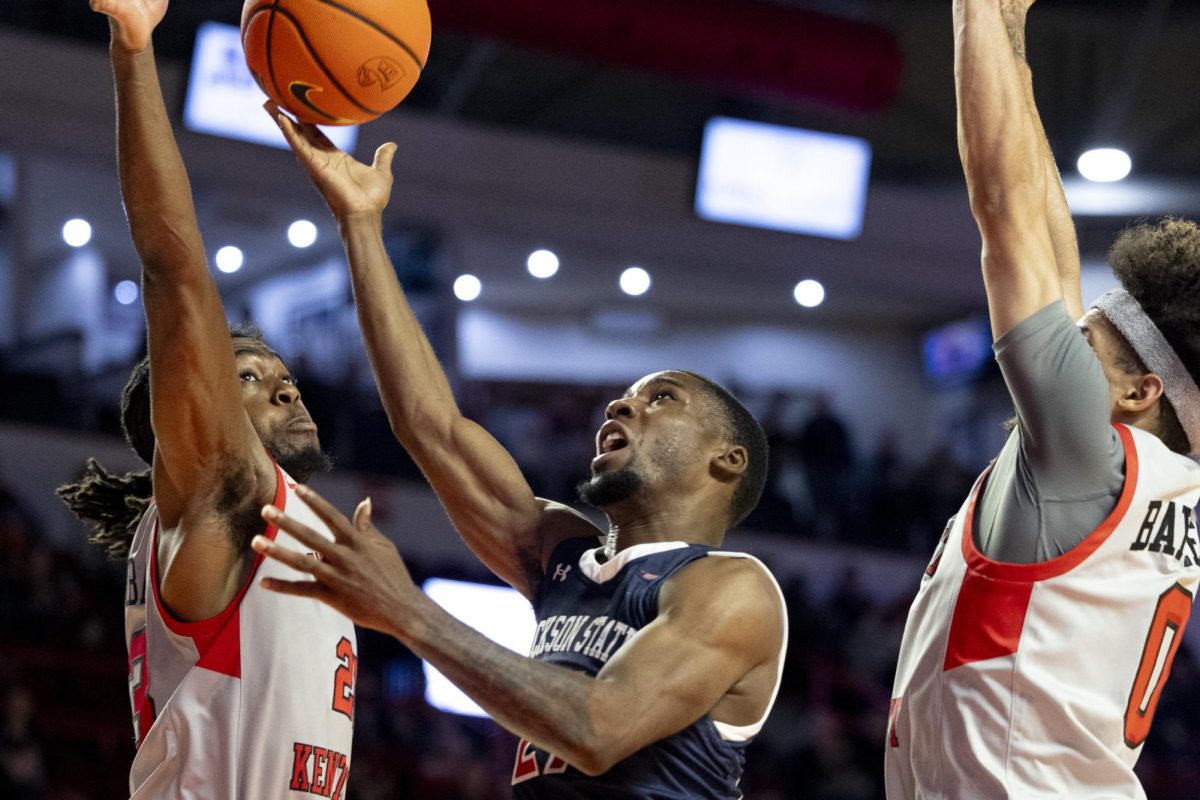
left=233, top=338, right=286, bottom=367
left=623, top=371, right=695, bottom=398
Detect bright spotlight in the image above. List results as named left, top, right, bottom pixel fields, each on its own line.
left=288, top=220, right=318, bottom=248
left=62, top=218, right=92, bottom=248
left=454, top=274, right=482, bottom=302
left=793, top=279, right=826, bottom=308
left=619, top=267, right=652, bottom=297
left=1077, top=148, right=1132, bottom=183
left=114, top=280, right=139, bottom=305
left=215, top=245, right=244, bottom=274
left=527, top=249, right=560, bottom=279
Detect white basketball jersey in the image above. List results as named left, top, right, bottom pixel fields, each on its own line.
left=886, top=424, right=1200, bottom=799
left=124, top=464, right=357, bottom=799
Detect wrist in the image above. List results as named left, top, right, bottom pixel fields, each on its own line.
left=337, top=209, right=385, bottom=233
left=386, top=586, right=431, bottom=643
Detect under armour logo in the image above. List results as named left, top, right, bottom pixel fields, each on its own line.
left=552, top=564, right=572, bottom=582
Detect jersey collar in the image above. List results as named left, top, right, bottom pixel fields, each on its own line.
left=578, top=541, right=689, bottom=584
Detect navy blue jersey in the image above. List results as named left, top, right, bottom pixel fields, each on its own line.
left=512, top=536, right=782, bottom=799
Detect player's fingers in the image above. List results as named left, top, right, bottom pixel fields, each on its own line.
left=372, top=142, right=397, bottom=175
left=260, top=506, right=337, bottom=556
left=293, top=485, right=355, bottom=540
left=350, top=497, right=373, bottom=534
left=267, top=105, right=309, bottom=155
left=251, top=534, right=333, bottom=578
left=259, top=577, right=328, bottom=599
left=300, top=123, right=338, bottom=152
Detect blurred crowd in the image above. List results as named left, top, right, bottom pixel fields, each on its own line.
left=3, top=456, right=1200, bottom=799
left=3, top=360, right=1199, bottom=798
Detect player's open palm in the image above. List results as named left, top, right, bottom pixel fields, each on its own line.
left=90, top=0, right=166, bottom=53
left=252, top=485, right=418, bottom=636
left=267, top=103, right=397, bottom=219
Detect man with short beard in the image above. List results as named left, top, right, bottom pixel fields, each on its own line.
left=57, top=0, right=355, bottom=796
left=247, top=108, right=788, bottom=796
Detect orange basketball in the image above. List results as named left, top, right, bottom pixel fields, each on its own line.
left=241, top=0, right=431, bottom=126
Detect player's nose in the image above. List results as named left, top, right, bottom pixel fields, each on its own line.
left=273, top=381, right=300, bottom=405
left=605, top=397, right=636, bottom=420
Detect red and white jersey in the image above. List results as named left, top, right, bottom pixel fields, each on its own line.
left=886, top=424, right=1200, bottom=799
left=124, top=464, right=357, bottom=799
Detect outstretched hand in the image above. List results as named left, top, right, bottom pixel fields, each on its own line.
left=266, top=102, right=398, bottom=220
left=90, top=0, right=167, bottom=53
left=252, top=485, right=417, bottom=637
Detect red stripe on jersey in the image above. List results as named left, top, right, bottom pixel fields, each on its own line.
left=960, top=423, right=1139, bottom=582
left=148, top=460, right=287, bottom=665
left=195, top=606, right=243, bottom=679
left=943, top=569, right=1034, bottom=670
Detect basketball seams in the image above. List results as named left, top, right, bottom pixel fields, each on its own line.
left=271, top=6, right=382, bottom=118
left=305, top=0, right=428, bottom=70
left=258, top=3, right=288, bottom=123
left=243, top=0, right=426, bottom=124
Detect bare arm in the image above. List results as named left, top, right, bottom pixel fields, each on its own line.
left=1004, top=3, right=1084, bottom=320
left=955, top=0, right=1061, bottom=339
left=101, top=0, right=275, bottom=618
left=271, top=111, right=596, bottom=598
left=253, top=486, right=784, bottom=775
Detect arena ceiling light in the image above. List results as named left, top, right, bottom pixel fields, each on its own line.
left=215, top=245, right=244, bottom=274
left=114, top=280, right=139, bottom=305
left=288, top=220, right=318, bottom=248
left=454, top=274, right=482, bottom=302
left=526, top=249, right=560, bottom=279
left=1077, top=148, right=1132, bottom=183
left=619, top=267, right=652, bottom=297
left=62, top=218, right=92, bottom=248
left=793, top=279, right=826, bottom=308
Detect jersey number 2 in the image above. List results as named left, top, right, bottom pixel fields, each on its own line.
left=331, top=637, right=358, bottom=720
left=1124, top=583, right=1193, bottom=748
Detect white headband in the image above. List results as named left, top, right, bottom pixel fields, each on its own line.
left=1092, top=288, right=1200, bottom=456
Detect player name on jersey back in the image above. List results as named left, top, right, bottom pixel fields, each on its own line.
left=886, top=425, right=1200, bottom=799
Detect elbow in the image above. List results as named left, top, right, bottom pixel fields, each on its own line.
left=964, top=178, right=1045, bottom=232
left=566, top=706, right=633, bottom=776
left=568, top=742, right=620, bottom=778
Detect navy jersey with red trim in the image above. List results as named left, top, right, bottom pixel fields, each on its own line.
left=511, top=536, right=749, bottom=799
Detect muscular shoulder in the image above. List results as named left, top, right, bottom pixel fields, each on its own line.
left=659, top=555, right=784, bottom=661
left=535, top=499, right=603, bottom=568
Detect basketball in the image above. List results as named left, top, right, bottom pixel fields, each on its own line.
left=240, top=0, right=431, bottom=126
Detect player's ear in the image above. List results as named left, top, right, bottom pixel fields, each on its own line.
left=1119, top=372, right=1165, bottom=414
left=711, top=444, right=748, bottom=483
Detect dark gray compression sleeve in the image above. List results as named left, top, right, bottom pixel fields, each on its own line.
left=973, top=300, right=1125, bottom=563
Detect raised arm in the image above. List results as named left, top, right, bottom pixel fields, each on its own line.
left=955, top=0, right=1061, bottom=339
left=254, top=487, right=784, bottom=775
left=100, top=0, right=275, bottom=618
left=1006, top=2, right=1084, bottom=320
left=270, top=111, right=596, bottom=599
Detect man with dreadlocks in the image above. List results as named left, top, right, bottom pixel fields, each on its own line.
left=885, top=1, right=1200, bottom=798
left=56, top=1, right=355, bottom=796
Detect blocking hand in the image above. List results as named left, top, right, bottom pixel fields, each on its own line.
left=90, top=0, right=167, bottom=53
left=253, top=485, right=417, bottom=637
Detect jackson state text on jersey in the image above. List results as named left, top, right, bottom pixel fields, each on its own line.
left=512, top=537, right=785, bottom=799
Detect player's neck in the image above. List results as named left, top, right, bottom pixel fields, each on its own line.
left=603, top=502, right=727, bottom=555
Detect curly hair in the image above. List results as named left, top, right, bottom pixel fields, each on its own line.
left=57, top=323, right=268, bottom=560
left=1108, top=217, right=1200, bottom=454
